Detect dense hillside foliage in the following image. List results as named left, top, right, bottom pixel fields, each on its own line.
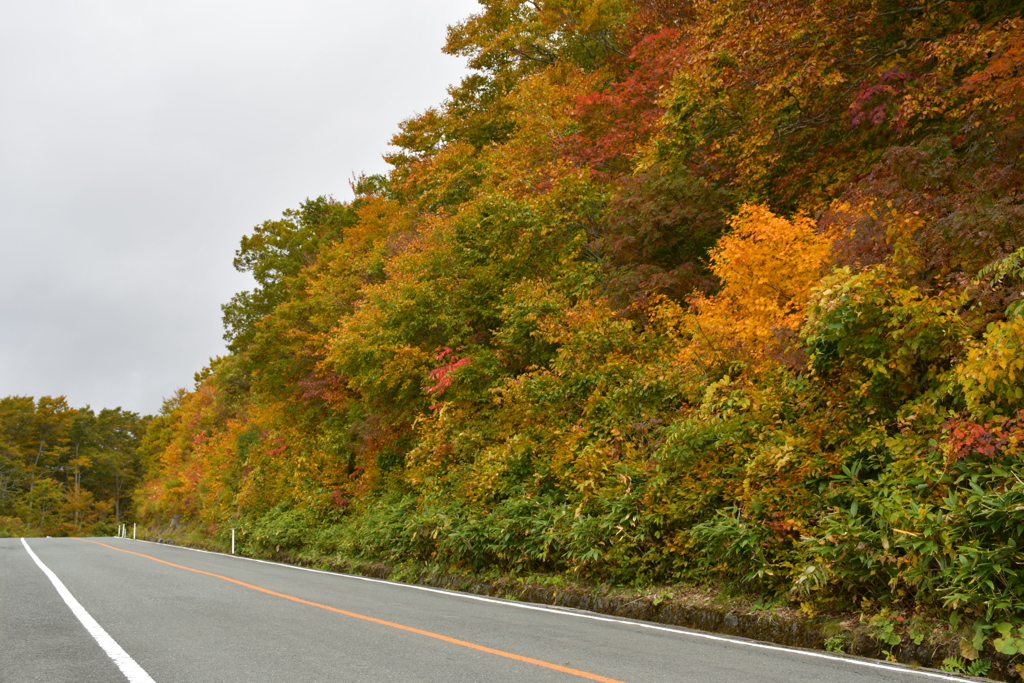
left=127, top=0, right=1024, bottom=657
left=0, top=396, right=146, bottom=536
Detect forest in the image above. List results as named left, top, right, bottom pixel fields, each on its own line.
left=4, top=0, right=1024, bottom=672
left=0, top=396, right=146, bottom=537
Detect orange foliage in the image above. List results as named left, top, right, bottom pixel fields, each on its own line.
left=655, top=204, right=832, bottom=369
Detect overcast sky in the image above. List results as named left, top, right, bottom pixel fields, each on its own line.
left=0, top=0, right=480, bottom=416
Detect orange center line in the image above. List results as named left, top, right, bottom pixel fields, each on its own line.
left=76, top=539, right=626, bottom=683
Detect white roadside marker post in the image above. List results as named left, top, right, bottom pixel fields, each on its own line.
left=133, top=523, right=136, bottom=540
left=231, top=528, right=235, bottom=555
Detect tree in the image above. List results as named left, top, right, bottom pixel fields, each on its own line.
left=222, top=197, right=358, bottom=354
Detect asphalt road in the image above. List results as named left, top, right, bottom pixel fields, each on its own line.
left=0, top=537, right=972, bottom=683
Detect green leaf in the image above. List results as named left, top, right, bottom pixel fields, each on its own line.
left=995, top=637, right=1019, bottom=655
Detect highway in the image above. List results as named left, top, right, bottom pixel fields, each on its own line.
left=0, top=537, right=970, bottom=682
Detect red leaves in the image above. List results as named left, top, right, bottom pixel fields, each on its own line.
left=563, top=28, right=687, bottom=176
left=955, top=21, right=1024, bottom=125
left=425, top=347, right=473, bottom=396
left=848, top=68, right=916, bottom=130
left=329, top=489, right=351, bottom=510
left=296, top=370, right=347, bottom=405
left=942, top=410, right=1024, bottom=463
left=946, top=422, right=1002, bottom=461
left=265, top=441, right=288, bottom=459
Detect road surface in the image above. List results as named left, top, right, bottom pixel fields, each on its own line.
left=0, top=537, right=971, bottom=682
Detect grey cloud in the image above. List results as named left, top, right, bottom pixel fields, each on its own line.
left=0, top=0, right=479, bottom=414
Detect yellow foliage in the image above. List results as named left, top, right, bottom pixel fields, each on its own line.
left=957, top=316, right=1024, bottom=417
left=482, top=67, right=603, bottom=196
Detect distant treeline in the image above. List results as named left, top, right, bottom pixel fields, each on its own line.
left=0, top=396, right=146, bottom=536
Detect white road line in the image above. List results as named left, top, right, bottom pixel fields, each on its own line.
left=130, top=538, right=969, bottom=682
left=21, top=538, right=155, bottom=683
